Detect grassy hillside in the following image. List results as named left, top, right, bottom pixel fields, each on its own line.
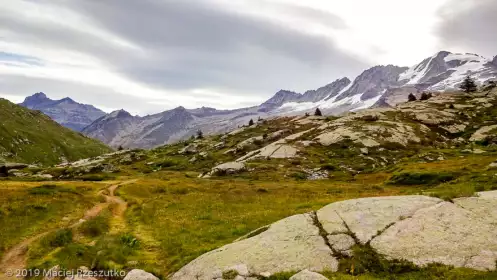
left=0, top=99, right=112, bottom=165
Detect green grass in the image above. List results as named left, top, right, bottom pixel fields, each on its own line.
left=79, top=210, right=111, bottom=237
left=0, top=181, right=102, bottom=259
left=0, top=98, right=111, bottom=165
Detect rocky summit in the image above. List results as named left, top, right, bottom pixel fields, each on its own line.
left=20, top=92, right=106, bottom=132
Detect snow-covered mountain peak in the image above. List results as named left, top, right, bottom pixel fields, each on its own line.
left=399, top=51, right=496, bottom=91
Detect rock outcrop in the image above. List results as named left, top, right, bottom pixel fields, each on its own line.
left=172, top=192, right=497, bottom=279
left=470, top=125, right=497, bottom=142
left=205, top=162, right=246, bottom=177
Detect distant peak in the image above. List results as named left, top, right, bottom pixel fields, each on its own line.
left=109, top=109, right=132, bottom=119
left=435, top=50, right=452, bottom=57
left=21, top=92, right=51, bottom=106
left=32, top=92, right=47, bottom=99
left=59, top=97, right=76, bottom=103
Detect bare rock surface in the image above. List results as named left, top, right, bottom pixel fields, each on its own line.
left=317, top=195, right=441, bottom=244
left=371, top=201, right=497, bottom=271
left=172, top=192, right=497, bottom=279
left=171, top=213, right=338, bottom=280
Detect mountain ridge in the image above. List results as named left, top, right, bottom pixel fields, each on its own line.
left=20, top=92, right=106, bottom=131
left=22, top=51, right=497, bottom=149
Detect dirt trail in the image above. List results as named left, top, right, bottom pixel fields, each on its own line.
left=0, top=180, right=136, bottom=280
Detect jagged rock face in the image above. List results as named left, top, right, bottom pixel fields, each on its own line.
left=492, top=56, right=497, bottom=68
left=258, top=78, right=351, bottom=112
left=172, top=192, right=497, bottom=279
left=20, top=92, right=106, bottom=131
left=258, top=90, right=302, bottom=112
left=82, top=109, right=137, bottom=148
left=84, top=107, right=196, bottom=149
left=301, top=78, right=351, bottom=102
left=399, top=51, right=497, bottom=91
left=335, top=65, right=408, bottom=101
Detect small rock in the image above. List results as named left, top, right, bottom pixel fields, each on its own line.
left=360, top=148, right=369, bottom=155
left=260, top=272, right=271, bottom=278
left=209, top=162, right=246, bottom=176
left=123, top=269, right=159, bottom=280
left=488, top=162, right=497, bottom=169
left=289, top=270, right=328, bottom=280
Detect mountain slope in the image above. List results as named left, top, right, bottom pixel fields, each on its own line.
left=20, top=92, right=106, bottom=131
left=0, top=98, right=112, bottom=165
left=399, top=51, right=497, bottom=91
left=82, top=51, right=497, bottom=149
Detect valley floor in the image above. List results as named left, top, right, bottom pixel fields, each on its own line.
left=2, top=149, right=497, bottom=279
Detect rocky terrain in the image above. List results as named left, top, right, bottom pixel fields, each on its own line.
left=78, top=51, right=497, bottom=149
left=20, top=92, right=106, bottom=131
left=3, top=85, right=497, bottom=280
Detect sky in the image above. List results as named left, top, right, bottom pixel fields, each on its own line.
left=0, top=0, right=495, bottom=115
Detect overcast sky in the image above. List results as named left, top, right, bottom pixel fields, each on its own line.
left=0, top=0, right=495, bottom=115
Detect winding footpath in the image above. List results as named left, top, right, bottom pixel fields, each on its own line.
left=0, top=180, right=136, bottom=280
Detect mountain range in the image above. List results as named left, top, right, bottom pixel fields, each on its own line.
left=20, top=92, right=106, bottom=131
left=19, top=51, right=497, bottom=149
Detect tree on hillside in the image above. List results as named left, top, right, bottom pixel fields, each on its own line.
left=118, top=145, right=124, bottom=151
left=407, top=93, right=417, bottom=102
left=420, top=92, right=432, bottom=101
left=460, top=76, right=478, bottom=93
left=248, top=119, right=254, bottom=126
left=314, top=108, right=322, bottom=116
left=196, top=129, right=204, bottom=139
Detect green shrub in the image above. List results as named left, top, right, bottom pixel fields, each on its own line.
left=339, top=245, right=418, bottom=276
left=387, top=172, right=457, bottom=186
left=120, top=233, right=140, bottom=249
left=77, top=174, right=111, bottom=181
left=321, top=163, right=337, bottom=171
left=222, top=270, right=238, bottom=279
left=79, top=214, right=110, bottom=237
left=47, top=229, right=73, bottom=247
left=475, top=185, right=485, bottom=192
left=290, top=172, right=307, bottom=180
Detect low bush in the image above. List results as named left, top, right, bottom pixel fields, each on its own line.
left=79, top=213, right=110, bottom=237
left=290, top=172, right=307, bottom=180
left=387, top=172, right=457, bottom=186
left=46, top=229, right=73, bottom=247
left=339, top=245, right=418, bottom=276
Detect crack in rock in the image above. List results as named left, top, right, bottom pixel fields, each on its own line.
left=311, top=211, right=348, bottom=259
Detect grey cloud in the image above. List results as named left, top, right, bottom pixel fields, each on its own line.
left=437, top=0, right=497, bottom=58
left=1, top=0, right=368, bottom=113
left=0, top=75, right=169, bottom=114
